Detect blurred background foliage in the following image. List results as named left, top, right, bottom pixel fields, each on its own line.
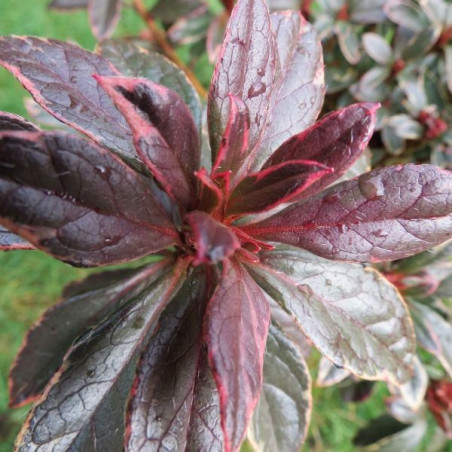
left=0, top=0, right=451, bottom=451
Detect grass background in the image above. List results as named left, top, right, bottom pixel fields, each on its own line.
left=0, top=1, right=448, bottom=451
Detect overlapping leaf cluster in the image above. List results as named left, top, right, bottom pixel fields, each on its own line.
left=2, top=0, right=452, bottom=451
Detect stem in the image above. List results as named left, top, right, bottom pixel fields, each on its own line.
left=132, top=0, right=207, bottom=99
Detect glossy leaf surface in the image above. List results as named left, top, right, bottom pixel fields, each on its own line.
left=127, top=269, right=223, bottom=451
left=0, top=226, right=33, bottom=250
left=248, top=246, right=416, bottom=383
left=9, top=259, right=173, bottom=407
left=246, top=165, right=452, bottom=262
left=262, top=103, right=378, bottom=200
left=208, top=0, right=277, bottom=157
left=88, top=0, right=121, bottom=39
left=15, top=263, right=188, bottom=451
left=98, top=40, right=202, bottom=132
left=0, top=132, right=178, bottom=266
left=206, top=260, right=270, bottom=451
left=0, top=112, right=39, bottom=132
left=248, top=324, right=311, bottom=452
left=0, top=37, right=139, bottom=166
left=249, top=12, right=324, bottom=170
left=96, top=76, right=199, bottom=208
left=227, top=160, right=331, bottom=216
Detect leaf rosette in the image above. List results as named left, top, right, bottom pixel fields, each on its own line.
left=2, top=0, right=452, bottom=451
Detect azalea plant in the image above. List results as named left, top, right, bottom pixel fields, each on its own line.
left=1, top=0, right=452, bottom=451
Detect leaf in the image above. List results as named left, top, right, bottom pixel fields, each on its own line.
left=9, top=258, right=173, bottom=408
left=48, top=0, right=88, bottom=9
left=88, top=0, right=122, bottom=40
left=185, top=211, right=241, bottom=265
left=248, top=11, right=325, bottom=170
left=227, top=160, right=332, bottom=216
left=208, top=0, right=277, bottom=158
left=126, top=268, right=223, bottom=451
left=95, top=75, right=199, bottom=208
left=244, top=165, right=452, bottom=263
left=247, top=245, right=416, bottom=384
left=0, top=37, right=141, bottom=168
left=15, top=261, right=188, bottom=451
left=410, top=300, right=452, bottom=377
left=0, top=131, right=178, bottom=266
left=335, top=21, right=361, bottom=65
left=150, top=0, right=204, bottom=24
left=362, top=32, right=393, bottom=65
left=0, top=226, right=33, bottom=250
left=205, top=259, right=270, bottom=451
left=98, top=40, right=202, bottom=132
left=316, top=357, right=351, bottom=387
left=351, top=67, right=390, bottom=102
left=395, top=356, right=428, bottom=410
left=24, top=98, right=73, bottom=131
left=354, top=414, right=427, bottom=451
left=0, top=112, right=39, bottom=132
left=384, top=0, right=429, bottom=32
left=248, top=324, right=311, bottom=452
left=262, top=103, right=378, bottom=201
left=168, top=5, right=213, bottom=45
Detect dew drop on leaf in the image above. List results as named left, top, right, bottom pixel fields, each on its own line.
left=359, top=175, right=385, bottom=199
left=373, top=229, right=388, bottom=238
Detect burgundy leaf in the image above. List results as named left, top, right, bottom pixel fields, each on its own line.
left=245, top=165, right=452, bottom=262
left=208, top=0, right=277, bottom=159
left=247, top=245, right=416, bottom=384
left=0, top=112, right=39, bottom=132
left=248, top=324, right=312, bottom=452
left=226, top=160, right=332, bottom=216
left=15, top=260, right=188, bottom=451
left=98, top=40, right=202, bottom=132
left=126, top=268, right=223, bottom=451
left=185, top=211, right=241, bottom=265
left=205, top=259, right=270, bottom=451
left=48, top=0, right=88, bottom=9
left=0, top=225, right=33, bottom=250
left=88, top=0, right=122, bottom=40
left=96, top=75, right=199, bottom=208
left=0, top=131, right=178, bottom=266
left=9, top=258, right=173, bottom=408
left=262, top=103, right=379, bottom=200
left=212, top=95, right=250, bottom=182
left=195, top=168, right=224, bottom=214
left=248, top=11, right=325, bottom=170
left=0, top=37, right=139, bottom=167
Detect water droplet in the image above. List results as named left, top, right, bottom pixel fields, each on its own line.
left=44, top=189, right=52, bottom=196
left=373, top=229, right=388, bottom=238
left=104, top=237, right=113, bottom=244
left=94, top=165, right=107, bottom=175
left=338, top=224, right=348, bottom=233
left=248, top=82, right=266, bottom=99
left=332, top=247, right=339, bottom=254
left=359, top=174, right=385, bottom=199
left=326, top=279, right=333, bottom=285
left=86, top=369, right=95, bottom=377
left=257, top=67, right=265, bottom=76
left=324, top=192, right=340, bottom=204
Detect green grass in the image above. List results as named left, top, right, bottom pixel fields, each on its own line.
left=0, top=1, right=449, bottom=451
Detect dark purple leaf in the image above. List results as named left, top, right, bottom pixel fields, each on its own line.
left=262, top=103, right=379, bottom=200
left=227, top=160, right=332, bottom=216
left=48, top=0, right=88, bottom=9
left=0, top=112, right=39, bottom=132
left=205, top=259, right=270, bottom=451
left=208, top=0, right=277, bottom=160
left=245, top=165, right=452, bottom=263
left=15, top=260, right=188, bottom=451
left=88, top=0, right=122, bottom=40
left=98, top=40, right=202, bottom=131
left=0, top=37, right=140, bottom=167
left=185, top=211, right=241, bottom=265
left=247, top=246, right=416, bottom=384
left=126, top=268, right=223, bottom=451
left=0, top=225, right=33, bottom=250
left=212, top=95, right=250, bottom=181
left=410, top=300, right=452, bottom=376
left=248, top=324, right=311, bottom=452
left=9, top=258, right=173, bottom=408
left=249, top=11, right=325, bottom=170
left=0, top=131, right=178, bottom=266
left=168, top=5, right=213, bottom=45
left=96, top=75, right=199, bottom=208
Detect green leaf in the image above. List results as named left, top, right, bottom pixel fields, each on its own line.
left=384, top=0, right=429, bottom=32
left=335, top=21, right=362, bottom=65
left=248, top=324, right=311, bottom=452
left=248, top=246, right=416, bottom=384
left=362, top=32, right=393, bottom=65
